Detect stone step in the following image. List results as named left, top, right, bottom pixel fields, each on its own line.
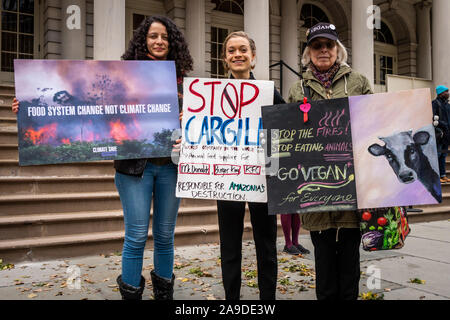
left=0, top=126, right=17, bottom=144
left=0, top=206, right=220, bottom=241
left=0, top=220, right=281, bottom=263
left=409, top=205, right=450, bottom=223
left=0, top=159, right=114, bottom=176
left=0, top=175, right=116, bottom=194
left=0, top=191, right=122, bottom=216
left=0, top=117, right=16, bottom=126
left=0, top=144, right=17, bottom=159
left=0, top=86, right=15, bottom=96
left=418, top=192, right=450, bottom=208
left=0, top=93, right=14, bottom=104
left=0, top=190, right=216, bottom=216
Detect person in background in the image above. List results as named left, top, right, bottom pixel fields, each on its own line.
left=281, top=214, right=310, bottom=255
left=217, top=31, right=285, bottom=300
left=288, top=22, right=372, bottom=300
left=432, top=85, right=450, bottom=183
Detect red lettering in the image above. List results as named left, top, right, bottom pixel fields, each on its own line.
left=239, top=82, right=259, bottom=118
left=204, top=81, right=221, bottom=115
left=221, top=83, right=239, bottom=119
left=188, top=79, right=205, bottom=113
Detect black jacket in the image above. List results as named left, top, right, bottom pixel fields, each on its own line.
left=432, top=96, right=450, bottom=146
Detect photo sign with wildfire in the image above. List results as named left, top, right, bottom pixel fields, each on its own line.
left=176, top=78, right=274, bottom=203
left=261, top=89, right=441, bottom=214
left=14, top=60, right=180, bottom=166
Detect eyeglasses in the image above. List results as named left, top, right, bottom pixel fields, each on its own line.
left=309, top=40, right=336, bottom=50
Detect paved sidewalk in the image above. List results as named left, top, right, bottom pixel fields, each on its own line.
left=0, top=220, right=449, bottom=300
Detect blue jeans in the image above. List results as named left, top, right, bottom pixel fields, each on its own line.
left=115, top=162, right=180, bottom=287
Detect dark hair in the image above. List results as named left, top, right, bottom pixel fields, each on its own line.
left=122, top=15, right=193, bottom=77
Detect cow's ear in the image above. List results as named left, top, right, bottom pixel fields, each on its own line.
left=368, top=144, right=385, bottom=156
left=413, top=131, right=430, bottom=145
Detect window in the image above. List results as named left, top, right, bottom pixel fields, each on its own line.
left=211, top=26, right=229, bottom=78
left=1, top=0, right=34, bottom=72
left=211, top=0, right=244, bottom=15
left=132, top=13, right=147, bottom=34
left=300, top=4, right=329, bottom=29
left=373, top=21, right=394, bottom=44
left=374, top=54, right=394, bottom=85
left=373, top=21, right=397, bottom=85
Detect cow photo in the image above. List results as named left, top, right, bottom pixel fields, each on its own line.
left=349, top=88, right=441, bottom=208
left=368, top=127, right=441, bottom=203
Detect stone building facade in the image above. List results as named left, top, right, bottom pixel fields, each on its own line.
left=0, top=0, right=449, bottom=98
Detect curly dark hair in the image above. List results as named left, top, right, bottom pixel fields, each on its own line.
left=122, top=15, right=193, bottom=77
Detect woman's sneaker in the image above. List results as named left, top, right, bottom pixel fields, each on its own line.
left=283, top=245, right=301, bottom=255
left=295, top=244, right=310, bottom=255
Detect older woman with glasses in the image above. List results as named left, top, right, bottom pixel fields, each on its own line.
left=288, top=22, right=373, bottom=300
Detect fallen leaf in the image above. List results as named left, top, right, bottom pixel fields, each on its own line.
left=27, top=293, right=37, bottom=299
left=409, top=278, right=426, bottom=284
left=55, top=292, right=63, bottom=296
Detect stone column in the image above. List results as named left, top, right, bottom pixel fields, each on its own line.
left=61, top=0, right=86, bottom=59
left=432, top=0, right=450, bottom=90
left=416, top=1, right=432, bottom=80
left=281, top=0, right=299, bottom=98
left=244, top=0, right=270, bottom=80
left=93, top=0, right=125, bottom=60
left=351, top=0, right=374, bottom=87
left=185, top=0, right=206, bottom=77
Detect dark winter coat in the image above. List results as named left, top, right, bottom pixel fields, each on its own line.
left=432, top=96, right=450, bottom=147
left=288, top=64, right=373, bottom=231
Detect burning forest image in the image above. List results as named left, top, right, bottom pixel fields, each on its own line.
left=14, top=60, right=180, bottom=166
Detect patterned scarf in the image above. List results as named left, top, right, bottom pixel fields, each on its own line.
left=309, top=62, right=340, bottom=89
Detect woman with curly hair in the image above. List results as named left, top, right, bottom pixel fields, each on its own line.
left=11, top=15, right=192, bottom=301
left=114, top=15, right=192, bottom=300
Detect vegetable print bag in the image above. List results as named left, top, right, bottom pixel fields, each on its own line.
left=359, top=207, right=410, bottom=251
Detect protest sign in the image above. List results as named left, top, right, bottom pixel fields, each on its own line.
left=262, top=98, right=357, bottom=214
left=262, top=88, right=441, bottom=214
left=14, top=60, right=180, bottom=166
left=176, top=78, right=274, bottom=203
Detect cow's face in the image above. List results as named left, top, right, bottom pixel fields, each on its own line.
left=368, top=130, right=430, bottom=184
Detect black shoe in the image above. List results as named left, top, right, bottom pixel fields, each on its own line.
left=150, top=270, right=175, bottom=300
left=116, top=275, right=145, bottom=300
left=283, top=245, right=301, bottom=255
left=295, top=244, right=310, bottom=255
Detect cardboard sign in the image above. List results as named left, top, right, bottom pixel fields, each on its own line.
left=262, top=98, right=357, bottom=214
left=14, top=60, right=180, bottom=166
left=262, top=88, right=441, bottom=214
left=176, top=78, right=274, bottom=202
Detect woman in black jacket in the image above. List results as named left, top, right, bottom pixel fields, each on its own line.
left=114, top=15, right=192, bottom=300
left=217, top=31, right=284, bottom=300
